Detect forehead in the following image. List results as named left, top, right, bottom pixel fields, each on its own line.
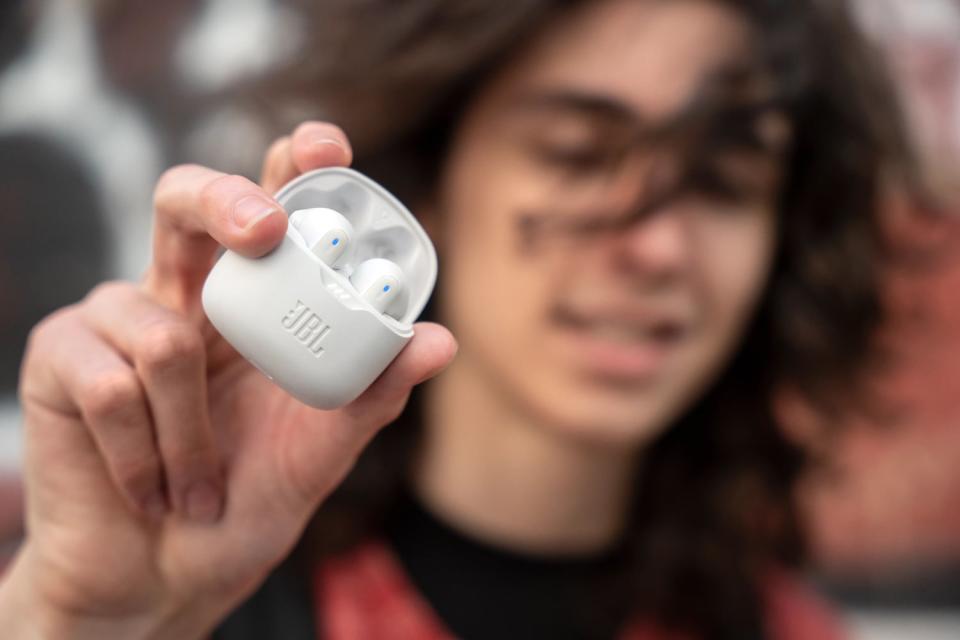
left=495, top=0, right=753, bottom=120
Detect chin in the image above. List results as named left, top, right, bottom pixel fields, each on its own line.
left=530, top=334, right=742, bottom=449
left=524, top=377, right=690, bottom=449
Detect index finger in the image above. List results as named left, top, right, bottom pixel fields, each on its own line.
left=143, top=165, right=289, bottom=312
left=261, top=122, right=353, bottom=194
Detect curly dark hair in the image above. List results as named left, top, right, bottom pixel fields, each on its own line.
left=262, top=0, right=922, bottom=637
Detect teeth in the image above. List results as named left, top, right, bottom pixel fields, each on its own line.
left=555, top=307, right=682, bottom=344
left=588, top=321, right=648, bottom=343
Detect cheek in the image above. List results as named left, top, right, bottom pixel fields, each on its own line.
left=437, top=150, right=554, bottom=359
left=690, top=209, right=777, bottom=356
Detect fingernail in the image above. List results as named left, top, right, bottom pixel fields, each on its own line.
left=183, top=481, right=223, bottom=523
left=233, top=195, right=280, bottom=230
left=311, top=135, right=346, bottom=150
left=141, top=490, right=167, bottom=521
left=311, top=135, right=351, bottom=160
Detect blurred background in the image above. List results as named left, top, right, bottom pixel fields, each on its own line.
left=0, top=1, right=957, bottom=638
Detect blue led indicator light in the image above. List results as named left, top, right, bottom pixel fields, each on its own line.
left=383, top=285, right=391, bottom=292
left=332, top=238, right=340, bottom=246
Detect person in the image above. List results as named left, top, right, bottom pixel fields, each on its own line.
left=0, top=0, right=925, bottom=638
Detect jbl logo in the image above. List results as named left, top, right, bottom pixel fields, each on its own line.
left=281, top=300, right=332, bottom=357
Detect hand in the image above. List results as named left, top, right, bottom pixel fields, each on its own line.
left=1, top=122, right=457, bottom=639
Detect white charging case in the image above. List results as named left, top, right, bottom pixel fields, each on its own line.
left=201, top=167, right=437, bottom=409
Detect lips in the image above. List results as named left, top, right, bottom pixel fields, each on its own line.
left=550, top=304, right=688, bottom=380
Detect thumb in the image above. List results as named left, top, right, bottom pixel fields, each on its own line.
left=344, top=322, right=458, bottom=426
left=281, top=322, right=457, bottom=506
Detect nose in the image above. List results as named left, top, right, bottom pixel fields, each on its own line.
left=612, top=209, right=691, bottom=288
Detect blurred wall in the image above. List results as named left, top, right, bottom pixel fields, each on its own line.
left=0, top=0, right=301, bottom=468
left=798, top=0, right=960, bottom=610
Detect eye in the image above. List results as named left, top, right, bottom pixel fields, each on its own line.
left=530, top=142, right=619, bottom=174
left=683, top=162, right=767, bottom=207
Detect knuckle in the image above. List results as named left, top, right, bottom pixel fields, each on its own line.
left=82, top=371, right=143, bottom=421
left=113, top=452, right=162, bottom=496
left=24, top=305, right=74, bottom=353
left=83, top=280, right=132, bottom=306
left=379, top=395, right=409, bottom=427
left=135, top=322, right=203, bottom=372
left=198, top=174, right=256, bottom=209
left=21, top=306, right=87, bottom=381
left=165, top=442, right=218, bottom=481
left=198, top=174, right=262, bottom=223
left=354, top=380, right=412, bottom=421
left=20, top=322, right=56, bottom=386
left=154, top=163, right=202, bottom=210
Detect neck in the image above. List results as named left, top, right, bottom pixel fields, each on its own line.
left=414, top=354, right=638, bottom=556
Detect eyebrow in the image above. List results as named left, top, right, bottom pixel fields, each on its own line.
left=511, top=89, right=643, bottom=127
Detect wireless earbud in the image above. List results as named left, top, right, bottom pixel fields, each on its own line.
left=289, top=207, right=354, bottom=268
left=290, top=208, right=407, bottom=318
left=350, top=258, right=406, bottom=318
